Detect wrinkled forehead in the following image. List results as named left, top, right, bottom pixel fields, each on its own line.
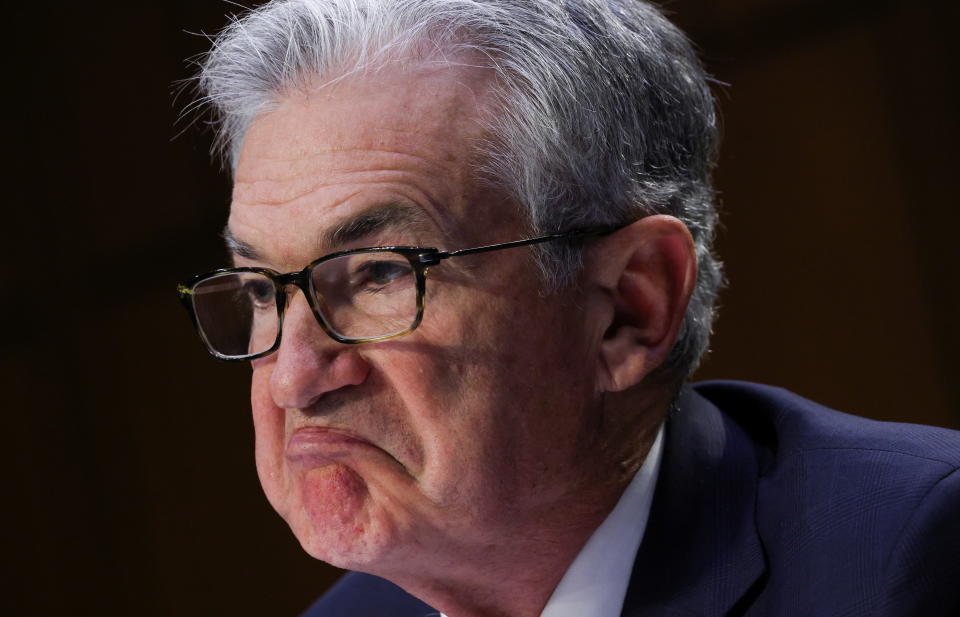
left=228, top=62, right=506, bottom=266
left=238, top=63, right=493, bottom=168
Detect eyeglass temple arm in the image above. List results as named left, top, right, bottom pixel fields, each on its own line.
left=419, top=225, right=621, bottom=265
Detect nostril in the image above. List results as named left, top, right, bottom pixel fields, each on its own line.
left=330, top=351, right=371, bottom=388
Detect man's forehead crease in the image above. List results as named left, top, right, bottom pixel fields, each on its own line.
left=232, top=177, right=326, bottom=208
left=234, top=149, right=467, bottom=212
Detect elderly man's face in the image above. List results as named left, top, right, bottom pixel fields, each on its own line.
left=228, top=64, right=607, bottom=573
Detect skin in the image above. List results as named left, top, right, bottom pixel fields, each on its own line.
left=227, top=61, right=696, bottom=617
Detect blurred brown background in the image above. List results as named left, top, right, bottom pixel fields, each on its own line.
left=6, top=1, right=957, bottom=615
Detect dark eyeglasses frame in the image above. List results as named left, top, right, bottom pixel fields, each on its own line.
left=178, top=225, right=619, bottom=361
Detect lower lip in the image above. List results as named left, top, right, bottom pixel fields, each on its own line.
left=286, top=428, right=370, bottom=463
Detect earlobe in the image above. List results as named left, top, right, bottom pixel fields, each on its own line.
left=592, top=216, right=697, bottom=392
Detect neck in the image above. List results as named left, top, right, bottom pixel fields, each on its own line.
left=402, top=513, right=611, bottom=617
left=382, top=388, right=668, bottom=617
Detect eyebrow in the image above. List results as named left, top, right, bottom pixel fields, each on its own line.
left=222, top=202, right=433, bottom=263
left=222, top=228, right=261, bottom=260
left=324, top=202, right=429, bottom=249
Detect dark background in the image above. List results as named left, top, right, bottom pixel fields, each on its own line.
left=6, top=1, right=957, bottom=615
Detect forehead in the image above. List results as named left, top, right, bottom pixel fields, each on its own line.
left=228, top=62, right=499, bottom=265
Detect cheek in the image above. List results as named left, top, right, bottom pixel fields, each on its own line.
left=376, top=302, right=529, bottom=495
left=416, top=284, right=592, bottom=461
left=250, top=366, right=291, bottom=514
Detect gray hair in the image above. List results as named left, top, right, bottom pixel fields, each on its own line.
left=194, top=0, right=724, bottom=380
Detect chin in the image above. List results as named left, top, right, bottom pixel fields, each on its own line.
left=291, top=507, right=403, bottom=571
left=283, top=463, right=400, bottom=569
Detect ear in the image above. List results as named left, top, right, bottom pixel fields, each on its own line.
left=586, top=215, right=697, bottom=392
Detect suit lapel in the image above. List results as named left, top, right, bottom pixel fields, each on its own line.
left=621, top=386, right=766, bottom=617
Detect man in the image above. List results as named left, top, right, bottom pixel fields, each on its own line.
left=178, top=1, right=960, bottom=615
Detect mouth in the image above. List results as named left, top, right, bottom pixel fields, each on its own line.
left=285, top=426, right=375, bottom=465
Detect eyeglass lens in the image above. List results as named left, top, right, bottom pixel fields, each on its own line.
left=189, top=251, right=420, bottom=357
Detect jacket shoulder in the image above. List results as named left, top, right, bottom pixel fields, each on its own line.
left=300, top=572, right=436, bottom=617
left=693, top=379, right=960, bottom=467
left=693, top=380, right=960, bottom=616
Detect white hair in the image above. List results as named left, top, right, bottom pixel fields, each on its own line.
left=194, top=0, right=724, bottom=380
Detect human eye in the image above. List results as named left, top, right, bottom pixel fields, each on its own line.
left=240, top=277, right=275, bottom=308
left=351, top=257, right=413, bottom=293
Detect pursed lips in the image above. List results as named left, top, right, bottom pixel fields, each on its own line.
left=285, top=426, right=377, bottom=465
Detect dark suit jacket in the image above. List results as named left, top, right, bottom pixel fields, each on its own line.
left=302, top=381, right=960, bottom=617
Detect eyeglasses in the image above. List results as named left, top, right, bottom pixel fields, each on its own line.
left=178, top=226, right=618, bottom=361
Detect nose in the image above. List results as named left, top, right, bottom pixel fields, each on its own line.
left=267, top=293, right=370, bottom=410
